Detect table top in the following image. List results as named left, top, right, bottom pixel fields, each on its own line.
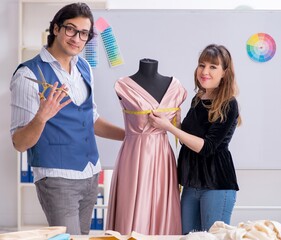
left=71, top=235, right=184, bottom=240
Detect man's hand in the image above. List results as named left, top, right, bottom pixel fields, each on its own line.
left=36, top=82, right=72, bottom=123
left=12, top=82, right=72, bottom=152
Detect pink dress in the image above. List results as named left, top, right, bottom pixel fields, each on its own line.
left=106, top=77, right=187, bottom=235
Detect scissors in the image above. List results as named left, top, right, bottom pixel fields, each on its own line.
left=25, top=65, right=68, bottom=100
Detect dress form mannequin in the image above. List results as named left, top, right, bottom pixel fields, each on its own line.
left=129, top=58, right=172, bottom=103
left=108, top=63, right=186, bottom=235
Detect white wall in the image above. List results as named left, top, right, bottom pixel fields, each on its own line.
left=0, top=0, right=19, bottom=228
left=1, top=0, right=281, bottom=229
left=107, top=0, right=281, bottom=10
left=105, top=0, right=281, bottom=226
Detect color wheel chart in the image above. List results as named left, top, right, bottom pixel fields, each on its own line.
left=246, top=33, right=276, bottom=63
left=95, top=17, right=124, bottom=67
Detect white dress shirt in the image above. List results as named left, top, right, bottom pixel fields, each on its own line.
left=10, top=47, right=101, bottom=182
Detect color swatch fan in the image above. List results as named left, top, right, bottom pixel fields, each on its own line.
left=95, top=17, right=124, bottom=67
left=84, top=26, right=99, bottom=68
left=246, top=33, right=276, bottom=63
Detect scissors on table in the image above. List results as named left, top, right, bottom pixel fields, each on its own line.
left=25, top=65, right=68, bottom=100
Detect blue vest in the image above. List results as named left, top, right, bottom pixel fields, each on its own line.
left=16, top=55, right=99, bottom=171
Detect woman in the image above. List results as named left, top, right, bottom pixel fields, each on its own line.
left=149, top=44, right=241, bottom=234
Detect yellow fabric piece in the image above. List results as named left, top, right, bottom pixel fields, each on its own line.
left=90, top=230, right=157, bottom=240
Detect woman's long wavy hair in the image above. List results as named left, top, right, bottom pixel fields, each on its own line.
left=193, top=44, right=241, bottom=126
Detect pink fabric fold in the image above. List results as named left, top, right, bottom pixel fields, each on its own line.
left=106, top=77, right=187, bottom=235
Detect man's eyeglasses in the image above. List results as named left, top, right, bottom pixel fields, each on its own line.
left=60, top=25, right=90, bottom=41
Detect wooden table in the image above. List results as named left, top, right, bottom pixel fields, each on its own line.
left=71, top=235, right=184, bottom=240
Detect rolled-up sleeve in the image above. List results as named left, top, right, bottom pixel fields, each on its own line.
left=10, top=66, right=40, bottom=135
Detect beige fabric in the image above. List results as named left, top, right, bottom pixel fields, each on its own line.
left=0, top=226, right=66, bottom=240
left=209, top=220, right=281, bottom=240
left=180, top=231, right=218, bottom=240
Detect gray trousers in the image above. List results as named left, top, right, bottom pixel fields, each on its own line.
left=35, top=174, right=99, bottom=235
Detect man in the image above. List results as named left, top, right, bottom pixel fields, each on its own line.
left=10, top=3, right=124, bottom=235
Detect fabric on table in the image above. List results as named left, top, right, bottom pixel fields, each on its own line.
left=209, top=220, right=281, bottom=240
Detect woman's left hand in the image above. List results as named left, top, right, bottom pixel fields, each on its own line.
left=148, top=111, right=172, bottom=131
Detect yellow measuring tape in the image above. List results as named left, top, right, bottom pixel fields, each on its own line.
left=123, top=107, right=180, bottom=115
left=123, top=107, right=180, bottom=147
left=124, top=107, right=182, bottom=192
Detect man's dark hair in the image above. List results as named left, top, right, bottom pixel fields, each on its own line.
left=47, top=2, right=94, bottom=47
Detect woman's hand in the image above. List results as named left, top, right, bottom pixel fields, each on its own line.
left=149, top=111, right=173, bottom=131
